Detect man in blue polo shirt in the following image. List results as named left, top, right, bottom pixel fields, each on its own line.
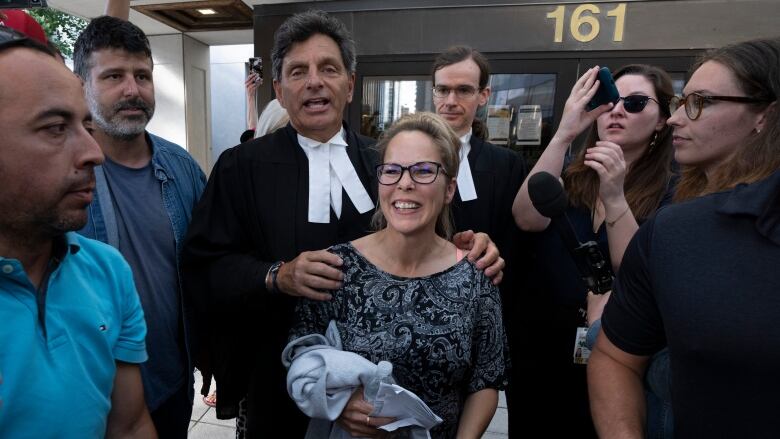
left=0, top=34, right=155, bottom=438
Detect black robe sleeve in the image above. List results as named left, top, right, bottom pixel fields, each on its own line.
left=181, top=145, right=273, bottom=314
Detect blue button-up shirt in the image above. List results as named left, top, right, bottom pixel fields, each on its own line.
left=79, top=132, right=206, bottom=407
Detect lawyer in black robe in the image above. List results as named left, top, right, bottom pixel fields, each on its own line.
left=181, top=122, right=378, bottom=438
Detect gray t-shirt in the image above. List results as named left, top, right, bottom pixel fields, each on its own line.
left=103, top=157, right=184, bottom=411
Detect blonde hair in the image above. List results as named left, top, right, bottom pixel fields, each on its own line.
left=254, top=99, right=290, bottom=138
left=370, top=112, right=460, bottom=240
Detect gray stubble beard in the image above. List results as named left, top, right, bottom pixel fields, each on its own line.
left=85, top=84, right=154, bottom=141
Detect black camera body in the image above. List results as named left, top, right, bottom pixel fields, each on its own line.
left=527, top=171, right=615, bottom=295
left=1, top=0, right=47, bottom=9
left=573, top=241, right=614, bottom=294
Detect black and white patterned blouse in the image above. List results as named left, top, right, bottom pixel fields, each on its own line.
left=290, top=242, right=508, bottom=439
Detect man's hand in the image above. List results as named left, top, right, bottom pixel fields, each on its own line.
left=336, top=387, right=395, bottom=438
left=452, top=230, right=505, bottom=285
left=276, top=250, right=343, bottom=301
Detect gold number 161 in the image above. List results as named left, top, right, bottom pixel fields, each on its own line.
left=546, top=3, right=626, bottom=43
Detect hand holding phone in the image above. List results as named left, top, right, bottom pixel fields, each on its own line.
left=249, top=57, right=263, bottom=82
left=586, top=67, right=620, bottom=111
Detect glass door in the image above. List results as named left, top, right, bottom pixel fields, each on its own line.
left=350, top=54, right=696, bottom=165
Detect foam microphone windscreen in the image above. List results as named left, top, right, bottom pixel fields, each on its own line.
left=527, top=171, right=569, bottom=218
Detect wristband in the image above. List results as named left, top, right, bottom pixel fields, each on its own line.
left=267, top=261, right=285, bottom=293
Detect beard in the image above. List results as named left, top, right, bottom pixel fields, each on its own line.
left=87, top=88, right=155, bottom=141
left=0, top=180, right=94, bottom=245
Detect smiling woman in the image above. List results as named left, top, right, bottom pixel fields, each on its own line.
left=289, top=112, right=508, bottom=439
left=371, top=113, right=459, bottom=241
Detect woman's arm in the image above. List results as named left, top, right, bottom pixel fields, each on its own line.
left=512, top=66, right=613, bottom=231
left=604, top=199, right=639, bottom=270
left=246, top=73, right=260, bottom=130
left=456, top=388, right=498, bottom=439
left=104, top=0, right=129, bottom=20
left=460, top=273, right=506, bottom=438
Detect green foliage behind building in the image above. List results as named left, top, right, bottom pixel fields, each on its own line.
left=26, top=8, right=86, bottom=58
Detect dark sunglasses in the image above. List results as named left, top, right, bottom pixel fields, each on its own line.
left=376, top=161, right=447, bottom=185
left=618, top=95, right=660, bottom=114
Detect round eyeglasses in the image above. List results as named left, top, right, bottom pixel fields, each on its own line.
left=432, top=85, right=481, bottom=100
left=376, top=161, right=447, bottom=185
left=618, top=95, right=661, bottom=114
left=670, top=93, right=771, bottom=121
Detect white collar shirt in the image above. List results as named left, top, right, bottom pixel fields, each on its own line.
left=297, top=128, right=374, bottom=223
left=457, top=130, right=478, bottom=202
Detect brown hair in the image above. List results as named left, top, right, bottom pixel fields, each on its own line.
left=563, top=64, right=675, bottom=221
left=675, top=38, right=780, bottom=201
left=432, top=45, right=491, bottom=138
left=371, top=112, right=460, bottom=240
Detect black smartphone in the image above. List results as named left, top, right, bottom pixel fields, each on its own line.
left=249, top=57, right=263, bottom=81
left=586, top=67, right=620, bottom=111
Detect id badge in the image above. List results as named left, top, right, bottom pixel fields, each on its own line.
left=573, top=327, right=592, bottom=365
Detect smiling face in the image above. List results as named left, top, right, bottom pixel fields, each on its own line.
left=84, top=48, right=155, bottom=141
left=273, top=33, right=355, bottom=142
left=668, top=61, right=766, bottom=175
left=596, top=74, right=666, bottom=155
left=0, top=48, right=104, bottom=238
left=379, top=130, right=456, bottom=238
left=433, top=58, right=490, bottom=137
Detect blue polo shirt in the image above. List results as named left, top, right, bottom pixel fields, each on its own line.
left=0, top=232, right=147, bottom=438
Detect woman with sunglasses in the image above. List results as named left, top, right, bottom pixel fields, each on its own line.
left=289, top=112, right=507, bottom=439
left=512, top=64, right=675, bottom=438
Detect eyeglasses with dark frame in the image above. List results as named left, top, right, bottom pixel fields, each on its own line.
left=376, top=161, right=448, bottom=185
left=618, top=95, right=660, bottom=114
left=670, top=92, right=771, bottom=121
left=432, top=85, right=482, bottom=100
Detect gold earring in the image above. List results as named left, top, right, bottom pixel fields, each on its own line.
left=648, top=131, right=659, bottom=154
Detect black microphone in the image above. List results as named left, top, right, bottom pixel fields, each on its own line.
left=528, top=171, right=613, bottom=294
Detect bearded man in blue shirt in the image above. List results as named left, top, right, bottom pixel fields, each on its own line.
left=74, top=16, right=206, bottom=438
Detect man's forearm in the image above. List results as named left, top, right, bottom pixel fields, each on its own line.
left=106, top=410, right=157, bottom=439
left=588, top=346, right=647, bottom=438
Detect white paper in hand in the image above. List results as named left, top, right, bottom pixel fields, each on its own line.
left=372, top=382, right=443, bottom=437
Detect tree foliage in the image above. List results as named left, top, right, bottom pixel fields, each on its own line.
left=26, top=8, right=86, bottom=58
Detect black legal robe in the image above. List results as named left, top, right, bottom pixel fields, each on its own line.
left=181, top=123, right=378, bottom=438
left=450, top=135, right=529, bottom=438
